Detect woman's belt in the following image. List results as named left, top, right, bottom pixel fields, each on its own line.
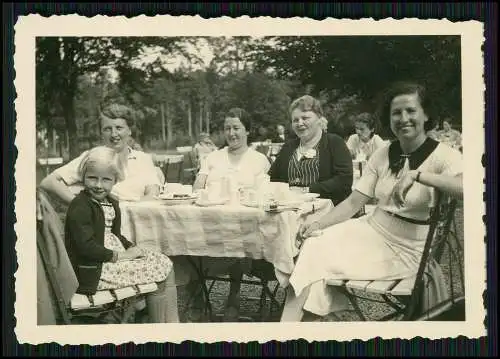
left=382, top=210, right=430, bottom=225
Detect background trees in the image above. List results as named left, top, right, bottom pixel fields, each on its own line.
left=36, top=35, right=461, bottom=160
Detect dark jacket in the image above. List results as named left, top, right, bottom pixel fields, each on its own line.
left=269, top=132, right=353, bottom=205
left=64, top=189, right=134, bottom=295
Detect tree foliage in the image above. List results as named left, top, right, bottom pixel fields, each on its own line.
left=37, top=35, right=462, bottom=159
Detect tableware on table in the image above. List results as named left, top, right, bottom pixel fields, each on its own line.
left=301, top=192, right=320, bottom=201
left=289, top=186, right=310, bottom=195
left=164, top=183, right=191, bottom=195
left=194, top=189, right=229, bottom=207
left=155, top=193, right=198, bottom=206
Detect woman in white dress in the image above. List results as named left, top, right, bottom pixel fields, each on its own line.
left=280, top=82, right=463, bottom=322
left=186, top=108, right=271, bottom=322
left=346, top=112, right=388, bottom=160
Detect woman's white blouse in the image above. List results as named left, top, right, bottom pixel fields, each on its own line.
left=354, top=143, right=463, bottom=221
left=199, top=147, right=271, bottom=190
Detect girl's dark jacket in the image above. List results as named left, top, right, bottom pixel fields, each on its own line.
left=64, top=189, right=134, bottom=295
left=269, top=132, right=353, bottom=205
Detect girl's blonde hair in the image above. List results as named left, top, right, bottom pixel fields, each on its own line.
left=78, top=146, right=125, bottom=182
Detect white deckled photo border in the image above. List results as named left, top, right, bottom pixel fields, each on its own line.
left=14, top=15, right=486, bottom=345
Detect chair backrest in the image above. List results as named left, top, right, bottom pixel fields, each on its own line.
left=36, top=188, right=78, bottom=324
left=406, top=189, right=459, bottom=319
left=155, top=166, right=165, bottom=186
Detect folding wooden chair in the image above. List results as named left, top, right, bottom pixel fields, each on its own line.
left=36, top=188, right=159, bottom=325
left=325, top=190, right=465, bottom=321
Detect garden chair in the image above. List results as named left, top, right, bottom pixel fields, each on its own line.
left=325, top=190, right=465, bottom=321
left=36, top=188, right=158, bottom=325
left=182, top=148, right=200, bottom=185
left=160, top=155, right=185, bottom=184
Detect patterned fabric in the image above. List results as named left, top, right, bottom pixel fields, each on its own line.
left=287, top=143, right=320, bottom=187
left=120, top=199, right=333, bottom=287
left=97, top=201, right=173, bottom=291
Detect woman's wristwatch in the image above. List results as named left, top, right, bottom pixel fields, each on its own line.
left=415, top=171, right=422, bottom=183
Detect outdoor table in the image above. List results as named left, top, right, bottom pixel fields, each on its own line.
left=120, top=197, right=332, bottom=320
left=120, top=198, right=333, bottom=288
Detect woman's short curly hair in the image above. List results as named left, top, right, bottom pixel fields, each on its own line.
left=289, top=95, right=324, bottom=118
left=225, top=107, right=252, bottom=132
left=352, top=112, right=377, bottom=130
left=378, top=81, right=437, bottom=137
left=101, top=103, right=135, bottom=128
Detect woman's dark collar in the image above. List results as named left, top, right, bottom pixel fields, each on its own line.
left=388, top=137, right=439, bottom=175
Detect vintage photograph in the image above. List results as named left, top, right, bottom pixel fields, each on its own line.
left=15, top=16, right=485, bottom=344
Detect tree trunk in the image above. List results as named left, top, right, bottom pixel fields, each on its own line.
left=206, top=106, right=210, bottom=135
left=61, top=91, right=79, bottom=159
left=166, top=102, right=173, bottom=147
left=52, top=129, right=57, bottom=155
left=160, top=103, right=166, bottom=142
left=187, top=102, right=193, bottom=140
left=199, top=101, right=203, bottom=134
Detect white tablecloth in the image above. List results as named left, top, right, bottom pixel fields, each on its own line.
left=120, top=199, right=333, bottom=286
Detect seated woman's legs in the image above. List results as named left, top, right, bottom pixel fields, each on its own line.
left=146, top=269, right=180, bottom=323
left=280, top=285, right=309, bottom=322
left=224, top=265, right=243, bottom=321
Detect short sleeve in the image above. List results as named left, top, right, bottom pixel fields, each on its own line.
left=353, top=147, right=386, bottom=198
left=52, top=151, right=88, bottom=186
left=439, top=145, right=463, bottom=177
left=198, top=150, right=214, bottom=176
left=141, top=152, right=162, bottom=187
left=373, top=135, right=388, bottom=151
left=346, top=135, right=357, bottom=152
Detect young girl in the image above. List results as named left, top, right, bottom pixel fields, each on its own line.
left=64, top=146, right=179, bottom=323
left=346, top=113, right=387, bottom=160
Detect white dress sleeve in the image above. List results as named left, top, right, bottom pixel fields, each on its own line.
left=52, top=151, right=88, bottom=185
left=141, top=152, right=162, bottom=187
left=437, top=144, right=463, bottom=177
left=346, top=134, right=357, bottom=152
left=353, top=147, right=386, bottom=198
left=198, top=149, right=216, bottom=176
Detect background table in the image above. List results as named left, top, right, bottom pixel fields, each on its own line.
left=120, top=199, right=333, bottom=287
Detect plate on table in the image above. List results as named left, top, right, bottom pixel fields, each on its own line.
left=278, top=192, right=320, bottom=207
left=240, top=200, right=261, bottom=208
left=300, top=192, right=320, bottom=202
left=156, top=193, right=198, bottom=205
left=194, top=198, right=229, bottom=207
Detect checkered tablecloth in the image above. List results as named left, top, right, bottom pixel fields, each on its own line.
left=120, top=199, right=333, bottom=287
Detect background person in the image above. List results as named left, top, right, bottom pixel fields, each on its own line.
left=346, top=112, right=387, bottom=160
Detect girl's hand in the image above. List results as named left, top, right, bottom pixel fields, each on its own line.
left=126, top=246, right=145, bottom=259
left=118, top=247, right=144, bottom=261
left=392, top=170, right=418, bottom=208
